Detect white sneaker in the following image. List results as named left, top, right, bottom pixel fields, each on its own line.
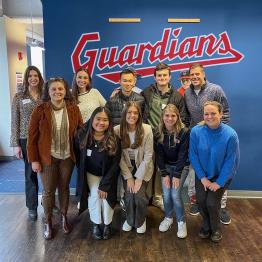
left=122, top=220, right=132, bottom=232
left=177, top=221, right=187, bottom=238
left=159, top=217, right=173, bottom=232
left=136, top=220, right=146, bottom=234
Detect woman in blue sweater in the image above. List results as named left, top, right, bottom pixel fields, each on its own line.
left=190, top=101, right=240, bottom=242
left=155, top=104, right=190, bottom=238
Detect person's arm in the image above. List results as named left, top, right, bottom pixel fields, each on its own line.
left=27, top=106, right=41, bottom=163
left=96, top=89, right=106, bottom=106
left=189, top=129, right=207, bottom=180
left=215, top=86, right=230, bottom=124
left=98, top=139, right=121, bottom=193
left=215, top=133, right=240, bottom=187
left=134, top=127, right=154, bottom=180
left=155, top=141, right=169, bottom=177
left=173, top=129, right=190, bottom=178
left=10, top=95, right=22, bottom=158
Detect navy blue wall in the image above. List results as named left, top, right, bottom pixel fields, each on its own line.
left=43, top=0, right=262, bottom=190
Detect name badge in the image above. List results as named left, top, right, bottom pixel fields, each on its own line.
left=22, top=99, right=31, bottom=105
left=161, top=104, right=167, bottom=110
left=87, top=149, right=92, bottom=156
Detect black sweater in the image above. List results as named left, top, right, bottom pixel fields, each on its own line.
left=155, top=128, right=190, bottom=178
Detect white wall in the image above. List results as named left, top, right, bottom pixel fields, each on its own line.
left=0, top=16, right=27, bottom=157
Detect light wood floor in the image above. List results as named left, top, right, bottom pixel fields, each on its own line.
left=0, top=195, right=261, bottom=262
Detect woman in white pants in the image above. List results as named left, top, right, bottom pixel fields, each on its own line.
left=75, top=106, right=121, bottom=240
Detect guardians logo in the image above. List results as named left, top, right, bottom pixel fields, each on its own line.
left=71, top=27, right=244, bottom=84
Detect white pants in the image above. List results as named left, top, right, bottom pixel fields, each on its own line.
left=87, top=172, right=114, bottom=225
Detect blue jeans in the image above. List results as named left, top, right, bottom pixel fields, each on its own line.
left=161, top=165, right=187, bottom=222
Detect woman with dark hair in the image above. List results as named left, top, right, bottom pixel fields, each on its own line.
left=190, top=101, right=240, bottom=242
left=27, top=78, right=83, bottom=240
left=10, top=65, right=44, bottom=220
left=76, top=107, right=121, bottom=240
left=71, top=68, right=106, bottom=123
left=155, top=104, right=189, bottom=238
left=114, top=101, right=154, bottom=234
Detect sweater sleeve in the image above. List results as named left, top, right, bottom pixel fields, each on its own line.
left=96, top=89, right=106, bottom=106
left=189, top=128, right=207, bottom=180
left=10, top=94, right=20, bottom=147
left=216, top=133, right=240, bottom=187
left=27, top=106, right=42, bottom=163
left=98, top=139, right=121, bottom=193
left=173, top=129, right=190, bottom=179
left=155, top=142, right=169, bottom=177
left=134, top=127, right=154, bottom=180
left=215, top=86, right=230, bottom=124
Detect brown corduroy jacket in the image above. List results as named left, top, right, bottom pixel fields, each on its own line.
left=27, top=101, right=83, bottom=165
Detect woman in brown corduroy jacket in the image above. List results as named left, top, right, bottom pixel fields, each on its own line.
left=27, top=78, right=83, bottom=240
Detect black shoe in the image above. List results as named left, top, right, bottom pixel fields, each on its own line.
left=211, top=230, right=222, bottom=242
left=220, top=208, right=231, bottom=225
left=92, top=224, right=102, bottom=240
left=198, top=227, right=211, bottom=239
left=28, top=209, right=37, bottom=221
left=103, top=224, right=112, bottom=240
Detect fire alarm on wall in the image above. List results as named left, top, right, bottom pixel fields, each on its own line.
left=18, top=52, right=23, bottom=60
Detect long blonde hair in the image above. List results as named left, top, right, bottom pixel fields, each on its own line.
left=158, top=104, right=184, bottom=143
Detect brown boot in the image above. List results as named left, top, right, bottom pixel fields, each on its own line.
left=44, top=218, right=53, bottom=240
left=61, top=214, right=71, bottom=234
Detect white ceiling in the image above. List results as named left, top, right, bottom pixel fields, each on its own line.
left=1, top=0, right=43, bottom=41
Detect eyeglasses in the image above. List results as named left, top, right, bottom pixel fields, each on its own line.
left=49, top=77, right=64, bottom=81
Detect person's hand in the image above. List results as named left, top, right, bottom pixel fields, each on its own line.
left=134, top=179, right=142, bottom=193
left=127, top=177, right=135, bottom=193
left=110, top=88, right=120, bottom=98
left=208, top=182, right=221, bottom=192
left=172, top=177, right=180, bottom=189
left=32, top=162, right=42, bottom=173
left=14, top=146, right=22, bottom=159
left=163, top=176, right=171, bottom=189
left=201, top=177, right=211, bottom=191
left=98, top=190, right=107, bottom=199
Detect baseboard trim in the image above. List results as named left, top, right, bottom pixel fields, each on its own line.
left=227, top=190, right=262, bottom=199
left=0, top=156, right=16, bottom=161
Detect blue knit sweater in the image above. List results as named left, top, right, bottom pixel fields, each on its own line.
left=189, top=123, right=240, bottom=187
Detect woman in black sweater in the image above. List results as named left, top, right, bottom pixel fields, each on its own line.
left=155, top=104, right=189, bottom=238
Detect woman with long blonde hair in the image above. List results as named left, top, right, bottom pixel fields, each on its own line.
left=155, top=104, right=189, bottom=238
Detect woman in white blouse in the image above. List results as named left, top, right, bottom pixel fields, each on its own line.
left=72, top=68, right=106, bottom=123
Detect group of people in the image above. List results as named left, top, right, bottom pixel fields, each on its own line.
left=10, top=62, right=240, bottom=243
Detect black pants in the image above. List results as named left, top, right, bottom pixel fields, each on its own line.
left=122, top=160, right=149, bottom=228
left=20, top=139, right=38, bottom=210
left=195, top=177, right=231, bottom=233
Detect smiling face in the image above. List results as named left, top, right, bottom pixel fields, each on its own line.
left=204, top=104, right=223, bottom=129
left=92, top=111, right=109, bottom=133
left=120, top=73, right=136, bottom=96
left=155, top=69, right=171, bottom=89
left=190, top=66, right=206, bottom=89
left=163, top=109, right=178, bottom=132
left=126, top=105, right=139, bottom=127
left=76, top=70, right=90, bottom=93
left=48, top=81, right=66, bottom=105
left=28, top=70, right=40, bottom=88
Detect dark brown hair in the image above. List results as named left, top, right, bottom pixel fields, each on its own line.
left=154, top=62, right=171, bottom=76
left=120, top=101, right=144, bottom=149
left=71, top=68, right=92, bottom=104
left=41, top=78, right=74, bottom=102
left=82, top=107, right=118, bottom=155
left=22, top=65, right=44, bottom=96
